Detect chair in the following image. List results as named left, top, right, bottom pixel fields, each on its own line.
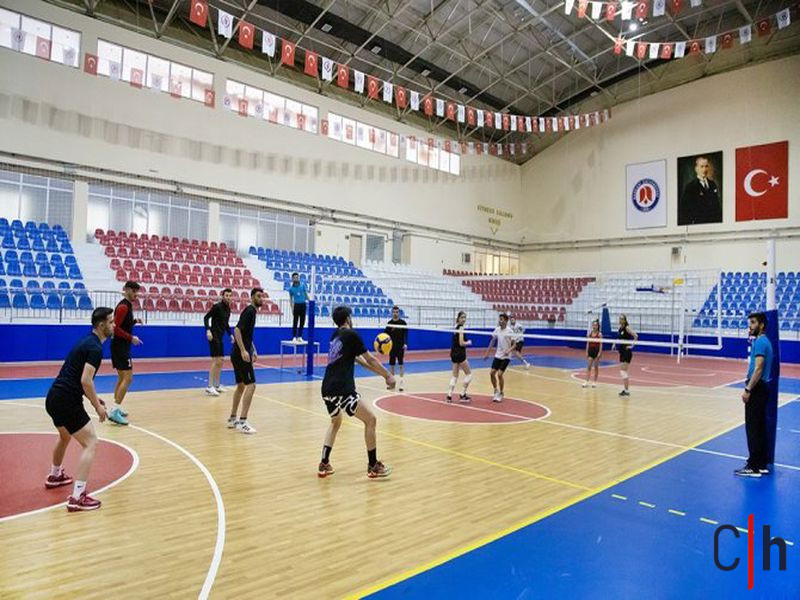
left=30, top=293, right=46, bottom=309
left=46, top=294, right=62, bottom=309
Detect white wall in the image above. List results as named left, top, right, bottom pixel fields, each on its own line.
left=519, top=55, right=800, bottom=273
left=0, top=0, right=523, bottom=255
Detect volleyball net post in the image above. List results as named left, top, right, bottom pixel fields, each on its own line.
left=306, top=265, right=317, bottom=378
left=765, top=238, right=780, bottom=465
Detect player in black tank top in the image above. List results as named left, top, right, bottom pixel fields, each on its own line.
left=447, top=312, right=473, bottom=403
left=109, top=281, right=143, bottom=425
left=615, top=314, right=638, bottom=397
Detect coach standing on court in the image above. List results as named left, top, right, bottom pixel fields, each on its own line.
left=289, top=272, right=308, bottom=343
left=735, top=312, right=774, bottom=478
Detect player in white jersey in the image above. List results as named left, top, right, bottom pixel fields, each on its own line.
left=483, top=313, right=514, bottom=402
left=508, top=315, right=530, bottom=369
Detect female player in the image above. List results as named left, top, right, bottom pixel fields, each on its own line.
left=582, top=319, right=602, bottom=388
left=447, top=311, right=473, bottom=403
left=614, top=314, right=638, bottom=397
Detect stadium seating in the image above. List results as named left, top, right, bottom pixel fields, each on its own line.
left=250, top=247, right=394, bottom=318
left=695, top=271, right=800, bottom=331
left=96, top=230, right=279, bottom=314
left=0, top=220, right=90, bottom=312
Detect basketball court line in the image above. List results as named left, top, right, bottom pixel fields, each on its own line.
left=0, top=431, right=140, bottom=524
left=0, top=401, right=225, bottom=600
left=371, top=394, right=546, bottom=427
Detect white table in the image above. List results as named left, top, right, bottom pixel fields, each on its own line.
left=279, top=340, right=321, bottom=373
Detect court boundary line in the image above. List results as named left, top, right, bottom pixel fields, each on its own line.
left=0, top=431, right=140, bottom=524
left=0, top=401, right=225, bottom=600
left=371, top=394, right=547, bottom=426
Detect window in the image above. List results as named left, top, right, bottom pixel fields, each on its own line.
left=366, top=234, right=385, bottom=263
left=0, top=9, right=79, bottom=68
left=328, top=113, right=342, bottom=142
left=226, top=79, right=319, bottom=134
left=0, top=167, right=74, bottom=236
left=217, top=202, right=312, bottom=254
left=97, top=39, right=213, bottom=105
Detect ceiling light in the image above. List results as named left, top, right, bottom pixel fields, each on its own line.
left=421, top=68, right=431, bottom=76
left=458, top=86, right=467, bottom=94
left=628, top=22, right=638, bottom=31
left=321, top=23, right=332, bottom=33
left=371, top=45, right=382, bottom=53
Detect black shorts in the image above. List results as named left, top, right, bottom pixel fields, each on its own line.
left=45, top=389, right=90, bottom=435
left=323, top=394, right=360, bottom=418
left=619, top=347, right=633, bottom=364
left=491, top=358, right=511, bottom=372
left=389, top=348, right=405, bottom=366
left=231, top=353, right=256, bottom=385
left=451, top=351, right=467, bottom=364
left=514, top=341, right=524, bottom=352
left=209, top=337, right=224, bottom=358
left=588, top=347, right=600, bottom=360
left=111, top=343, right=132, bottom=371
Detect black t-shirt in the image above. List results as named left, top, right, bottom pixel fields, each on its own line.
left=50, top=333, right=103, bottom=399
left=451, top=325, right=467, bottom=354
left=618, top=326, right=634, bottom=348
left=111, top=298, right=134, bottom=350
left=204, top=301, right=232, bottom=339
left=233, top=304, right=256, bottom=358
left=384, top=318, right=407, bottom=349
left=322, top=328, right=368, bottom=398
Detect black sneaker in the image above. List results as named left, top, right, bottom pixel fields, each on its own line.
left=459, top=394, right=471, bottom=403
left=619, top=390, right=630, bottom=397
left=734, top=466, right=762, bottom=478
left=445, top=394, right=453, bottom=403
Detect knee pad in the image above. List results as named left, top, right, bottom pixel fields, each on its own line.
left=464, top=374, right=473, bottom=384
left=620, top=370, right=628, bottom=379
left=449, top=377, right=457, bottom=387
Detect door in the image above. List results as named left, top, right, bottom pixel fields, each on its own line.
left=349, top=234, right=363, bottom=266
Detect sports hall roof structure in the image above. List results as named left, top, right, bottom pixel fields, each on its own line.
left=56, top=0, right=800, bottom=163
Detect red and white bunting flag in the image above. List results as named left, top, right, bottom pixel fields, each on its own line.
left=660, top=43, right=673, bottom=59
left=423, top=95, right=434, bottom=116
left=721, top=32, right=733, bottom=49
left=653, top=0, right=666, bottom=17
left=689, top=40, right=701, bottom=55
left=396, top=86, right=407, bottom=108
left=578, top=0, right=588, bottom=18
left=517, top=116, right=525, bottom=131
left=621, top=2, right=634, bottom=19
left=467, top=107, right=476, bottom=126
left=670, top=0, right=682, bottom=14
left=458, top=105, right=466, bottom=123
left=84, top=53, right=98, bottom=75
left=606, top=2, right=618, bottom=21
left=649, top=42, right=659, bottom=59
left=238, top=20, right=254, bottom=49
left=739, top=25, right=752, bottom=44
left=281, top=40, right=296, bottom=66
left=502, top=113, right=510, bottom=131
left=637, top=42, right=648, bottom=59
left=704, top=35, right=716, bottom=54
left=35, top=37, right=51, bottom=60
left=674, top=41, right=686, bottom=57
left=446, top=102, right=456, bottom=121
left=485, top=111, right=494, bottom=128
left=635, top=0, right=649, bottom=20
left=304, top=51, right=318, bottom=76
left=218, top=10, right=233, bottom=38
left=477, top=109, right=485, bottom=127
left=204, top=89, right=215, bottom=107
left=591, top=2, right=603, bottom=20
left=262, top=31, right=276, bottom=56
left=565, top=0, right=576, bottom=15
left=756, top=18, right=771, bottom=37
left=130, top=68, right=144, bottom=88
left=366, top=76, right=380, bottom=99
left=189, top=0, right=208, bottom=27
left=336, top=64, right=349, bottom=88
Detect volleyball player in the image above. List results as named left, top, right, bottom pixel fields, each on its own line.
left=582, top=319, right=603, bottom=388
left=484, top=313, right=514, bottom=402
left=614, top=314, right=638, bottom=396
left=204, top=288, right=234, bottom=396
left=509, top=315, right=530, bottom=369
left=44, top=307, right=113, bottom=512
left=318, top=305, right=395, bottom=479
left=228, top=287, right=264, bottom=434
left=109, top=281, right=142, bottom=426
left=447, top=311, right=473, bottom=403
left=384, top=306, right=408, bottom=392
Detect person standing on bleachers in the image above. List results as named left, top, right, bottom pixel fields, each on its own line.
left=204, top=288, right=234, bottom=397
left=109, top=281, right=143, bottom=426
left=289, top=272, right=309, bottom=343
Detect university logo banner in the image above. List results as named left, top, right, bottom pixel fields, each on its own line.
left=626, top=159, right=667, bottom=230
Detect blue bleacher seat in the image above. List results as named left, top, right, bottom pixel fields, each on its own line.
left=23, top=263, right=37, bottom=277
left=63, top=294, right=77, bottom=310
left=38, top=264, right=53, bottom=278
left=0, top=262, right=4, bottom=276
left=60, top=243, right=73, bottom=254
left=46, top=294, right=61, bottom=309
left=68, top=266, right=81, bottom=279
left=53, top=264, right=67, bottom=278
left=12, top=293, right=28, bottom=309
left=26, top=280, right=39, bottom=290
left=58, top=281, right=70, bottom=289
left=64, top=255, right=77, bottom=266
left=0, top=292, right=9, bottom=308
left=42, top=281, right=55, bottom=289
left=50, top=254, right=63, bottom=265
left=2, top=236, right=14, bottom=249
left=78, top=296, right=92, bottom=310
left=45, top=239, right=59, bottom=252
left=32, top=238, right=45, bottom=252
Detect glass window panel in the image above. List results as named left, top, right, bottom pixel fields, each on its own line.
left=110, top=198, right=132, bottom=232
left=387, top=133, right=399, bottom=158
left=244, top=86, right=263, bottom=118
left=170, top=62, right=192, bottom=98
left=21, top=173, right=48, bottom=187
left=328, top=113, right=342, bottom=141
left=111, top=186, right=133, bottom=199
left=365, top=234, right=384, bottom=263
left=342, top=118, right=355, bottom=145
left=418, top=142, right=428, bottom=166
left=439, top=149, right=450, bottom=172
left=284, top=99, right=301, bottom=129
left=132, top=203, right=148, bottom=234
left=277, top=212, right=293, bottom=224
left=121, top=47, right=147, bottom=83
left=97, top=40, right=122, bottom=77
left=258, top=210, right=275, bottom=221
left=146, top=55, right=170, bottom=92
left=86, top=196, right=109, bottom=236
left=88, top=183, right=111, bottom=196
left=428, top=146, right=439, bottom=169
left=0, top=8, right=20, bottom=51
left=170, top=196, right=189, bottom=207
left=449, top=152, right=460, bottom=176
left=147, top=202, right=168, bottom=237
left=49, top=176, right=72, bottom=190
left=0, top=168, right=20, bottom=183
left=373, top=129, right=387, bottom=154
left=276, top=223, right=293, bottom=250
left=219, top=213, right=238, bottom=248
left=149, top=192, right=169, bottom=206
left=47, top=190, right=73, bottom=233
left=19, top=186, right=47, bottom=222
left=301, top=105, right=317, bottom=133
left=192, top=69, right=213, bottom=102
left=225, top=80, right=245, bottom=112
left=356, top=122, right=370, bottom=149
left=0, top=182, right=19, bottom=220
left=257, top=220, right=276, bottom=249
left=190, top=199, right=208, bottom=210
left=169, top=206, right=189, bottom=239
left=238, top=217, right=257, bottom=253
left=189, top=208, right=207, bottom=240
left=263, top=92, right=284, bottom=124
left=294, top=226, right=308, bottom=253
left=405, top=137, right=417, bottom=163
left=50, top=25, right=79, bottom=67
left=20, top=16, right=50, bottom=57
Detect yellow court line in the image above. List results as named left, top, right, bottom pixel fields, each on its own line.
left=345, top=418, right=745, bottom=599
left=252, top=392, right=591, bottom=492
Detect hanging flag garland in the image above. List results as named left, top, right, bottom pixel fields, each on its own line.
left=566, top=0, right=702, bottom=20
left=610, top=5, right=796, bottom=59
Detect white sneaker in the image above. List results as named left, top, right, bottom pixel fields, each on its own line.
left=492, top=392, right=503, bottom=403
left=582, top=382, right=588, bottom=388
left=226, top=416, right=237, bottom=429
left=591, top=382, right=597, bottom=388
left=524, top=362, right=530, bottom=370
left=297, top=337, right=305, bottom=343
left=206, top=386, right=220, bottom=396
left=236, top=420, right=257, bottom=434
left=216, top=385, right=228, bottom=393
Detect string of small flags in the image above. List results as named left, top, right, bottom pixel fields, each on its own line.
left=565, top=0, right=704, bottom=21
left=185, top=0, right=611, bottom=140
left=611, top=6, right=795, bottom=60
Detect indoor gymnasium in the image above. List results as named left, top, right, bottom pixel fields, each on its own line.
left=1, top=0, right=799, bottom=598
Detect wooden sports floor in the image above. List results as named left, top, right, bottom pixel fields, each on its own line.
left=1, top=350, right=798, bottom=598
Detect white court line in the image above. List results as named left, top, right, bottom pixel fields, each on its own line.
left=713, top=378, right=746, bottom=390
left=641, top=367, right=718, bottom=378
left=0, top=431, right=140, bottom=524
left=0, top=401, right=224, bottom=600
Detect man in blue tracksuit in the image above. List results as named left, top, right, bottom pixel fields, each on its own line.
left=289, top=272, right=309, bottom=342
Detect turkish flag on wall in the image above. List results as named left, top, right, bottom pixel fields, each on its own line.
left=466, top=107, right=475, bottom=126
left=84, top=53, right=98, bottom=75
left=189, top=0, right=208, bottom=27
left=336, top=64, right=349, bottom=88
left=304, top=51, right=318, bottom=76
left=736, top=141, right=788, bottom=221
left=238, top=20, right=254, bottom=49
left=367, top=76, right=380, bottom=99
left=423, top=95, right=433, bottom=116
left=395, top=86, right=407, bottom=108
left=281, top=40, right=296, bottom=66
left=446, top=102, right=456, bottom=120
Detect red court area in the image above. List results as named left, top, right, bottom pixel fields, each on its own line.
left=0, top=433, right=135, bottom=519
left=375, top=393, right=549, bottom=424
